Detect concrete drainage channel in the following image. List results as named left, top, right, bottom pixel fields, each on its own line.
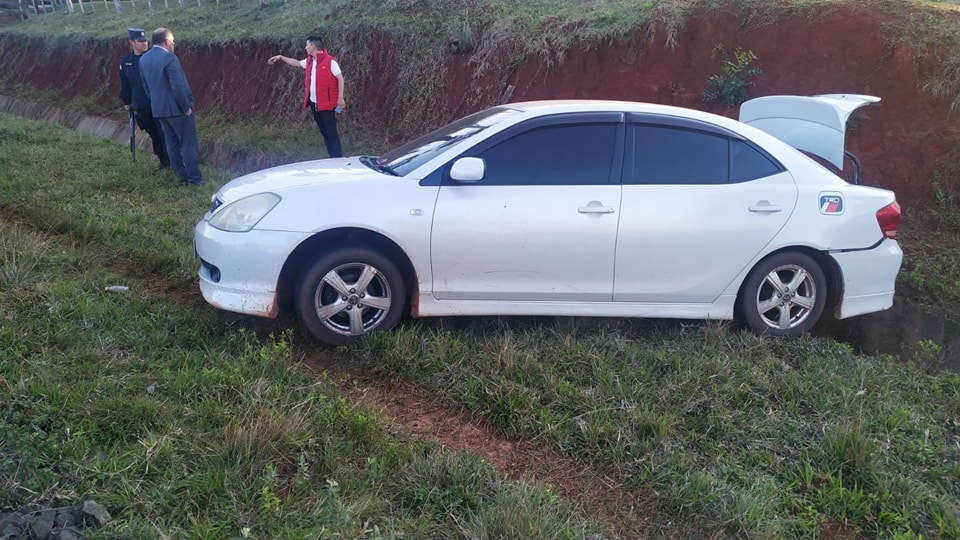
left=0, top=94, right=293, bottom=176
left=2, top=94, right=957, bottom=374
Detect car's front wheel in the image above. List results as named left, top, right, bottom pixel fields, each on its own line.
left=295, top=247, right=407, bottom=346
left=739, top=251, right=827, bottom=337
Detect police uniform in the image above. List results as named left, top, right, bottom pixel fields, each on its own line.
left=119, top=28, right=169, bottom=171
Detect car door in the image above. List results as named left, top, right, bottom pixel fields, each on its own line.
left=430, top=112, right=624, bottom=302
left=613, top=116, right=798, bottom=303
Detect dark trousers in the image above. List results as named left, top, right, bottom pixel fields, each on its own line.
left=157, top=114, right=204, bottom=184
left=309, top=101, right=343, bottom=158
left=134, top=108, right=169, bottom=166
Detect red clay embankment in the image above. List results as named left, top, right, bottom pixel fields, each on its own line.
left=1, top=2, right=958, bottom=205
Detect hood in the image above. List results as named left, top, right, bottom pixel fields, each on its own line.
left=218, top=157, right=381, bottom=201
left=738, top=94, right=880, bottom=169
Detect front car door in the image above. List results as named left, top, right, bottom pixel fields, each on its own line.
left=430, top=112, right=624, bottom=302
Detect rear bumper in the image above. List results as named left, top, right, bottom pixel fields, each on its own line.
left=831, top=239, right=903, bottom=319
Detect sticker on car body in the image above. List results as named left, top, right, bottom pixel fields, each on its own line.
left=819, top=192, right=844, bottom=215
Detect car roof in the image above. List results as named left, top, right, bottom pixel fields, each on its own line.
left=502, top=99, right=754, bottom=133
left=505, top=99, right=714, bottom=117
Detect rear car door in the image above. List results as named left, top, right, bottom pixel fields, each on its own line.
left=431, top=112, right=624, bottom=302
left=613, top=114, right=798, bottom=303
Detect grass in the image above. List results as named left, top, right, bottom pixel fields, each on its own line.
left=0, top=114, right=604, bottom=538
left=350, top=319, right=960, bottom=537
left=1, top=112, right=959, bottom=537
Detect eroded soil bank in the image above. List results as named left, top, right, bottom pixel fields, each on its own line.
left=2, top=3, right=959, bottom=205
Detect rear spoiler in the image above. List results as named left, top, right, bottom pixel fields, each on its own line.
left=738, top=94, right=880, bottom=169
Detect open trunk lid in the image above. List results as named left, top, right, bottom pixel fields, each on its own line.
left=738, top=94, right=880, bottom=169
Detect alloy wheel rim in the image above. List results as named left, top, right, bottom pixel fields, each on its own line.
left=755, top=264, right=817, bottom=330
left=313, top=262, right=392, bottom=336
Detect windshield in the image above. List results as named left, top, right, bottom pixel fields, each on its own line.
left=377, top=106, right=520, bottom=176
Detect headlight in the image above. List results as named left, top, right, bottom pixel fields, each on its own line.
left=209, top=193, right=281, bottom=232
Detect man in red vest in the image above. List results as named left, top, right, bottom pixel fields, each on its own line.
left=268, top=35, right=346, bottom=158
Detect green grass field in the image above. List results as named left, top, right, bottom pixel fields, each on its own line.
left=1, top=112, right=958, bottom=538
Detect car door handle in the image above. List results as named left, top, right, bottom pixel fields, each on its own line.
left=748, top=201, right=782, bottom=213
left=578, top=202, right=616, bottom=214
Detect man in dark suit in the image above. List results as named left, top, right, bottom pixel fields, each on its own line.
left=119, top=27, right=169, bottom=172
left=138, top=27, right=206, bottom=186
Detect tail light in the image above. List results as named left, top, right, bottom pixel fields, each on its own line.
left=876, top=201, right=900, bottom=239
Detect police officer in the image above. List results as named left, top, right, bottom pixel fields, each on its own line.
left=119, top=28, right=170, bottom=172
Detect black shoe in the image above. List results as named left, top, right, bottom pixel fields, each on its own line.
left=182, top=179, right=207, bottom=186
left=152, top=163, right=170, bottom=173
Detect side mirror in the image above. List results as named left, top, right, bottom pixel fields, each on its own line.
left=449, top=157, right=485, bottom=183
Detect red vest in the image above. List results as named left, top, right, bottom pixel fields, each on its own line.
left=304, top=51, right=339, bottom=110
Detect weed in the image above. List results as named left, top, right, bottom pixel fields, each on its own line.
left=702, top=47, right=763, bottom=107
left=821, top=423, right=875, bottom=478
left=259, top=463, right=282, bottom=516
left=911, top=338, right=945, bottom=371
left=448, top=20, right=475, bottom=54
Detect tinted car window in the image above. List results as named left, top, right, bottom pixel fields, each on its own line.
left=731, top=139, right=782, bottom=182
left=629, top=124, right=728, bottom=185
left=468, top=123, right=618, bottom=186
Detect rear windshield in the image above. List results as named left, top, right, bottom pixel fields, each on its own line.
left=797, top=148, right=860, bottom=185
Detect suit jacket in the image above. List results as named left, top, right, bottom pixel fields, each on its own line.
left=138, top=46, right=195, bottom=118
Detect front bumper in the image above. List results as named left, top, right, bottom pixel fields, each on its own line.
left=194, top=220, right=311, bottom=318
left=831, top=239, right=903, bottom=319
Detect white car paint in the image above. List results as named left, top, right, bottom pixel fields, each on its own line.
left=614, top=171, right=797, bottom=303
left=430, top=183, right=621, bottom=302
left=194, top=96, right=903, bottom=344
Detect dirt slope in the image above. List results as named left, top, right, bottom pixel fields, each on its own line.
left=1, top=3, right=958, bottom=205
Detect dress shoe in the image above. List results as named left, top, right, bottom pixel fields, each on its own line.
left=152, top=163, right=170, bottom=173
left=182, top=179, right=207, bottom=186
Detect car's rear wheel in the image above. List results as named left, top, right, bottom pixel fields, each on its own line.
left=739, top=251, right=827, bottom=337
left=294, top=247, right=406, bottom=346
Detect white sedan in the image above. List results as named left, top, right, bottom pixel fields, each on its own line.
left=194, top=95, right=902, bottom=346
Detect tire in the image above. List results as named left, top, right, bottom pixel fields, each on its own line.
left=294, top=247, right=407, bottom=346
left=739, top=251, right=827, bottom=337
